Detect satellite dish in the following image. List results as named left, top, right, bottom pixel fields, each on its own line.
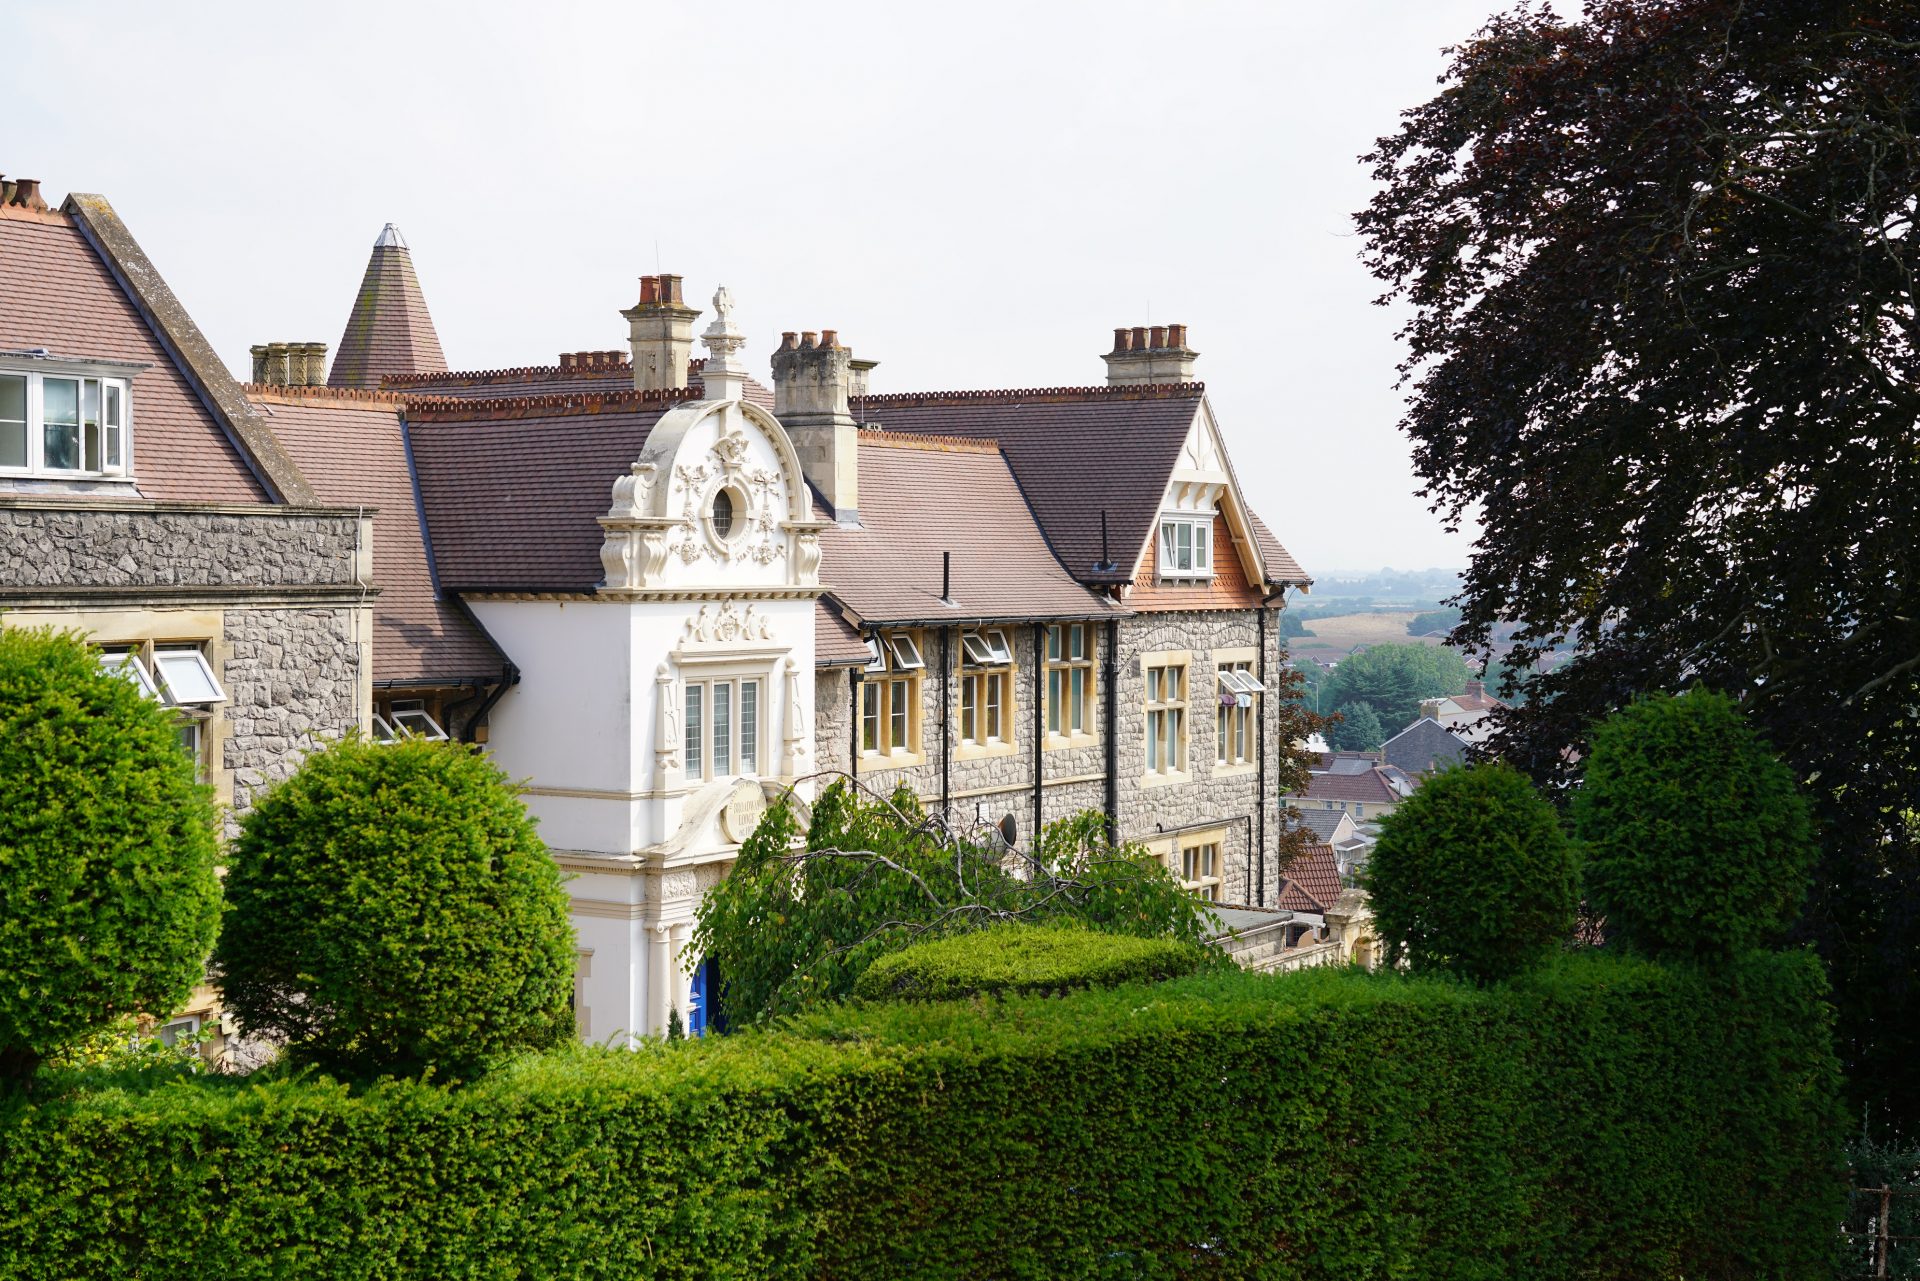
left=998, top=813, right=1019, bottom=848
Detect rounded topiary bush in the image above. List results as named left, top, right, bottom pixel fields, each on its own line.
left=1367, top=762, right=1578, bottom=983
left=1572, top=689, right=1814, bottom=963
left=0, top=627, right=221, bottom=1078
left=852, top=923, right=1215, bottom=1003
left=213, top=735, right=574, bottom=1077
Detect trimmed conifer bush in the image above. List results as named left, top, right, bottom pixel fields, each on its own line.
left=0, top=627, right=221, bottom=1078
left=213, top=735, right=574, bottom=1077
left=1572, top=689, right=1815, bottom=962
left=1367, top=761, right=1578, bottom=982
left=851, top=923, right=1214, bottom=1002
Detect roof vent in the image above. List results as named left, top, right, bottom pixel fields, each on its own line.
left=375, top=222, right=407, bottom=249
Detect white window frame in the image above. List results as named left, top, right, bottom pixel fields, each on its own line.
left=152, top=645, right=227, bottom=707
left=887, top=633, right=926, bottom=671
left=0, top=364, right=135, bottom=480
left=684, top=673, right=765, bottom=780
left=1216, top=659, right=1262, bottom=770
left=98, top=647, right=159, bottom=700
left=1156, top=515, right=1213, bottom=580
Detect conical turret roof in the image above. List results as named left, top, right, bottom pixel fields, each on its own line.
left=327, top=223, right=447, bottom=388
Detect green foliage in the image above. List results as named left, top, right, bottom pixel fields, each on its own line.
left=692, top=783, right=1217, bottom=1025
left=1357, top=0, right=1920, bottom=1127
left=1573, top=690, right=1815, bottom=964
left=1278, top=610, right=1309, bottom=638
left=851, top=923, right=1214, bottom=1003
left=0, top=626, right=220, bottom=1078
left=1369, top=763, right=1579, bottom=983
left=0, top=951, right=1843, bottom=1278
left=1328, top=700, right=1385, bottom=752
left=44, top=1016, right=218, bottom=1077
left=212, top=736, right=575, bottom=1078
left=1324, top=641, right=1471, bottom=731
left=1406, top=606, right=1463, bottom=636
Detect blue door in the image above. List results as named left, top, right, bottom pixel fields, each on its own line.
left=688, top=956, right=724, bottom=1036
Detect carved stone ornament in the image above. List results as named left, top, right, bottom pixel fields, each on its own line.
left=655, top=663, right=682, bottom=771
left=721, top=783, right=768, bottom=844
left=609, top=461, right=657, bottom=518
left=781, top=656, right=810, bottom=777
left=682, top=601, right=775, bottom=646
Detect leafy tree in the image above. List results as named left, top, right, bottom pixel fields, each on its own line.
left=0, top=627, right=220, bottom=1080
left=1357, top=0, right=1920, bottom=1119
left=214, top=736, right=574, bottom=1078
left=1279, top=611, right=1310, bottom=639
left=1407, top=607, right=1463, bottom=637
left=692, top=783, right=1222, bottom=1024
left=1368, top=763, right=1579, bottom=983
left=1324, top=642, right=1471, bottom=731
left=1573, top=691, right=1814, bottom=963
left=1328, top=701, right=1385, bottom=753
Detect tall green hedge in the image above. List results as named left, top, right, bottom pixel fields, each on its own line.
left=851, top=924, right=1215, bottom=1002
left=0, top=951, right=1840, bottom=1279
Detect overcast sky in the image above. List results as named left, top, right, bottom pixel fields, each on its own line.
left=6, top=0, right=1498, bottom=574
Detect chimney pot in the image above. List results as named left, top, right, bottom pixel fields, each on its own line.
left=660, top=274, right=682, bottom=305
left=781, top=331, right=799, bottom=350
left=1112, top=327, right=1132, bottom=353
left=265, top=341, right=292, bottom=387
left=12, top=178, right=46, bottom=212
left=559, top=352, right=576, bottom=371
left=250, top=345, right=270, bottom=384
left=800, top=331, right=818, bottom=349
left=1168, top=323, right=1188, bottom=349
left=304, top=342, right=330, bottom=386
left=1149, top=325, right=1167, bottom=350
left=820, top=329, right=839, bottom=349
left=638, top=276, right=659, bottom=305
left=0, top=179, right=15, bottom=206
left=1130, top=326, right=1148, bottom=351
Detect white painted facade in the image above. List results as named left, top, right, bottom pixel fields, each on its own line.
left=471, top=293, right=828, bottom=1043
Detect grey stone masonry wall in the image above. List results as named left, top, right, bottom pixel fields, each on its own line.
left=811, top=609, right=1289, bottom=903
left=0, top=504, right=362, bottom=590
left=223, top=607, right=363, bottom=816
left=1111, top=607, right=1288, bottom=908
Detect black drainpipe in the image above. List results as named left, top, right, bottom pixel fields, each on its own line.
left=1103, top=615, right=1120, bottom=845
left=461, top=663, right=520, bottom=745
left=941, top=625, right=952, bottom=823
left=1032, top=622, right=1045, bottom=855
left=849, top=663, right=862, bottom=780
left=1256, top=605, right=1267, bottom=906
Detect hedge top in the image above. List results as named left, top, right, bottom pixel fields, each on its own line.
left=851, top=923, right=1216, bottom=1003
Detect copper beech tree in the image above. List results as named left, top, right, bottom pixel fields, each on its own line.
left=1357, top=0, right=1919, bottom=1120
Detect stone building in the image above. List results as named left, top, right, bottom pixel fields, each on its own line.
left=0, top=178, right=376, bottom=1050
left=6, top=175, right=1316, bottom=1045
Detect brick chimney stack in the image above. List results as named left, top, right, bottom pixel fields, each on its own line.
left=1102, top=322, right=1198, bottom=386
left=771, top=329, right=858, bottom=523
left=622, top=274, right=700, bottom=391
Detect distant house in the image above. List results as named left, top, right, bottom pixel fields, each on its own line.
left=1281, top=754, right=1412, bottom=824
left=1419, top=678, right=1505, bottom=744
left=1383, top=717, right=1471, bottom=777
left=1282, top=807, right=1369, bottom=877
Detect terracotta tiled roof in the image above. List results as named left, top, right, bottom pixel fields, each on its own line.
left=851, top=383, right=1304, bottom=591
left=1277, top=843, right=1342, bottom=913
left=0, top=206, right=277, bottom=504
left=851, top=385, right=1203, bottom=585
left=819, top=431, right=1127, bottom=626
left=1246, top=510, right=1308, bottom=586
left=384, top=358, right=777, bottom=411
left=328, top=226, right=447, bottom=389
left=815, top=603, right=870, bottom=667
left=248, top=386, right=503, bottom=685
left=1383, top=717, right=1470, bottom=776
left=406, top=392, right=692, bottom=591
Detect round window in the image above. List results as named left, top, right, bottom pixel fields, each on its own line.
left=711, top=489, right=736, bottom=538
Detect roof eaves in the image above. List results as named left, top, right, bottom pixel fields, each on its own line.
left=63, top=194, right=318, bottom=506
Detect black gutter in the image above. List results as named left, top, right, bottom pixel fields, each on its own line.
left=940, top=626, right=952, bottom=822
left=1032, top=622, right=1045, bottom=857
left=849, top=665, right=863, bottom=780
left=1256, top=605, right=1267, bottom=906
left=1103, top=615, right=1120, bottom=844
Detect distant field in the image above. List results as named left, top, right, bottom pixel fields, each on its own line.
left=1290, top=611, right=1444, bottom=652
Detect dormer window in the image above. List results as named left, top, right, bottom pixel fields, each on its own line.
left=0, top=365, right=133, bottom=479
left=1158, top=516, right=1212, bottom=579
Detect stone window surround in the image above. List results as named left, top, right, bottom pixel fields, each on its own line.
left=955, top=627, right=1018, bottom=761
left=859, top=629, right=927, bottom=768
left=1043, top=622, right=1099, bottom=752
left=1212, top=644, right=1260, bottom=779
left=679, top=652, right=781, bottom=784
left=1145, top=825, right=1228, bottom=902
left=1140, top=648, right=1192, bottom=788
